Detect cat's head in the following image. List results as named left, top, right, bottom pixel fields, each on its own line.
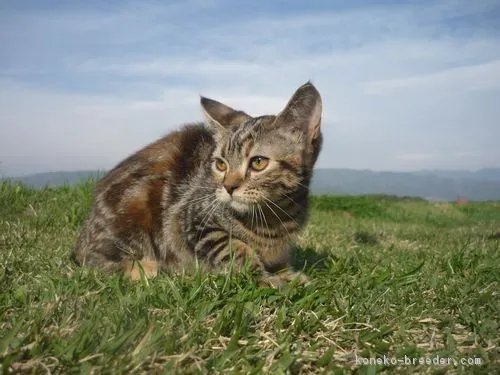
left=200, top=81, right=323, bottom=213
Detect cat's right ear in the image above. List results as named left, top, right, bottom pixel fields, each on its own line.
left=272, top=81, right=322, bottom=141
left=200, top=96, right=251, bottom=134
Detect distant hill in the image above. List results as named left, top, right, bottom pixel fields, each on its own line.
left=5, top=170, right=107, bottom=188
left=412, top=168, right=500, bottom=182
left=3, top=168, right=500, bottom=201
left=310, top=168, right=500, bottom=201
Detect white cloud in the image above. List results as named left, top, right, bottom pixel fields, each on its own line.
left=364, top=60, right=500, bottom=95
left=396, top=153, right=435, bottom=161
left=0, top=0, right=499, bottom=175
left=455, top=152, right=476, bottom=157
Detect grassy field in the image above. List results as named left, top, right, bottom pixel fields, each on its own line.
left=0, top=180, right=499, bottom=374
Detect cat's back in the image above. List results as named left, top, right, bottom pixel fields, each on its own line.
left=94, top=123, right=214, bottom=216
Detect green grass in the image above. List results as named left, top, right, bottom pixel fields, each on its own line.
left=1, top=181, right=499, bottom=374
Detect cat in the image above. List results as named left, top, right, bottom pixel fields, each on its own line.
left=70, top=81, right=323, bottom=287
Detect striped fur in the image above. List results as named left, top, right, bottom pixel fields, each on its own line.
left=70, top=82, right=323, bottom=287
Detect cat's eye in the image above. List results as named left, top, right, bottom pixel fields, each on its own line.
left=250, top=156, right=269, bottom=171
left=214, top=158, right=227, bottom=172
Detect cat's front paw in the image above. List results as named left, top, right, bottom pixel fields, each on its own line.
left=260, top=270, right=309, bottom=288
left=123, top=258, right=159, bottom=281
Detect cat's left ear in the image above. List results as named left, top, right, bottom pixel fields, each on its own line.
left=200, top=96, right=251, bottom=134
left=273, top=81, right=322, bottom=141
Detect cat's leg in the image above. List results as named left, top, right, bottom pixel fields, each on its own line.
left=71, top=214, right=125, bottom=274
left=259, top=269, right=310, bottom=288
left=195, top=234, right=308, bottom=287
left=71, top=224, right=159, bottom=280
left=70, top=238, right=125, bottom=274
left=71, top=240, right=159, bottom=280
left=259, top=247, right=310, bottom=288
left=122, top=257, right=158, bottom=280
left=72, top=207, right=163, bottom=280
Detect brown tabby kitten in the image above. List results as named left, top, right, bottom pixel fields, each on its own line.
left=70, top=82, right=323, bottom=287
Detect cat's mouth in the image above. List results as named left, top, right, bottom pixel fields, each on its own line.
left=216, top=187, right=265, bottom=213
left=215, top=189, right=253, bottom=213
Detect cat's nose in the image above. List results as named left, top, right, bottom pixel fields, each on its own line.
left=224, top=182, right=241, bottom=195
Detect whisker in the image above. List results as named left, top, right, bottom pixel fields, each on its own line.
left=189, top=184, right=217, bottom=190
left=295, top=180, right=311, bottom=191
left=282, top=192, right=302, bottom=208
left=255, top=204, right=263, bottom=236
left=197, top=200, right=222, bottom=242
left=257, top=205, right=272, bottom=239
left=183, top=193, right=215, bottom=206
left=264, top=201, right=293, bottom=239
left=261, top=195, right=299, bottom=226
left=251, top=205, right=255, bottom=233
left=196, top=198, right=220, bottom=238
left=168, top=180, right=215, bottom=189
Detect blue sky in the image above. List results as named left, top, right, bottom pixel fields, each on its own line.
left=1, top=0, right=499, bottom=176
